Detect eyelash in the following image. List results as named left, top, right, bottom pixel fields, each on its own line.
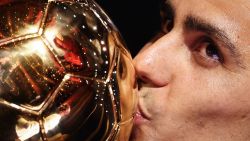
left=192, top=36, right=224, bottom=68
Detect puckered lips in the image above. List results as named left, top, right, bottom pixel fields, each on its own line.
left=133, top=102, right=151, bottom=125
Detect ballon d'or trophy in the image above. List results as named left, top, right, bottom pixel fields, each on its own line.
left=0, top=0, right=138, bottom=140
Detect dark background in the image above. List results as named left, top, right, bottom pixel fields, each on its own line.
left=95, top=0, right=161, bottom=57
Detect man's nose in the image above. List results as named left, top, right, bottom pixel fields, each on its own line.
left=133, top=41, right=171, bottom=87
left=133, top=31, right=186, bottom=88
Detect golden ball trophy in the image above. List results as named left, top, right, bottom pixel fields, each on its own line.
left=0, top=0, right=137, bottom=140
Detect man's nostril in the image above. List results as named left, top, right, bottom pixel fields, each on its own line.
left=137, top=79, right=142, bottom=90
left=137, top=77, right=147, bottom=90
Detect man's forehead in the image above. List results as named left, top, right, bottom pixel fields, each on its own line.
left=207, top=0, right=250, bottom=12
left=165, top=0, right=250, bottom=40
left=246, top=2, right=250, bottom=11
left=165, top=0, right=250, bottom=12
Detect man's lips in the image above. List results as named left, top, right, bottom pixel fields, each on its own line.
left=133, top=103, right=151, bottom=125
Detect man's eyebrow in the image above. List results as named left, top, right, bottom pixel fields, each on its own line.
left=184, top=16, right=245, bottom=69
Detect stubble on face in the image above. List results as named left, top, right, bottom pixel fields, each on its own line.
left=131, top=0, right=250, bottom=141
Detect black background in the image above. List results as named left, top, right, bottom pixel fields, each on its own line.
left=95, top=0, right=161, bottom=57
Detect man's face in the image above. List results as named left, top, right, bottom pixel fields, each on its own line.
left=131, top=0, right=250, bottom=141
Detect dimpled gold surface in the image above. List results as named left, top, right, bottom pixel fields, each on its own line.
left=0, top=0, right=137, bottom=141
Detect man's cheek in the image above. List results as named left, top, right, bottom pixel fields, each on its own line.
left=144, top=96, right=166, bottom=116
left=184, top=95, right=238, bottom=122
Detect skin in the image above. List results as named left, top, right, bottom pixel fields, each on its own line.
left=130, top=0, right=250, bottom=141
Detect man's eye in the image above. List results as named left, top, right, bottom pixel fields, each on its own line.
left=160, top=1, right=174, bottom=34
left=161, top=18, right=173, bottom=34
left=160, top=10, right=174, bottom=34
left=193, top=37, right=224, bottom=68
left=146, top=2, right=174, bottom=44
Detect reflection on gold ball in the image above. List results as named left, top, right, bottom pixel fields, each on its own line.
left=0, top=0, right=137, bottom=140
